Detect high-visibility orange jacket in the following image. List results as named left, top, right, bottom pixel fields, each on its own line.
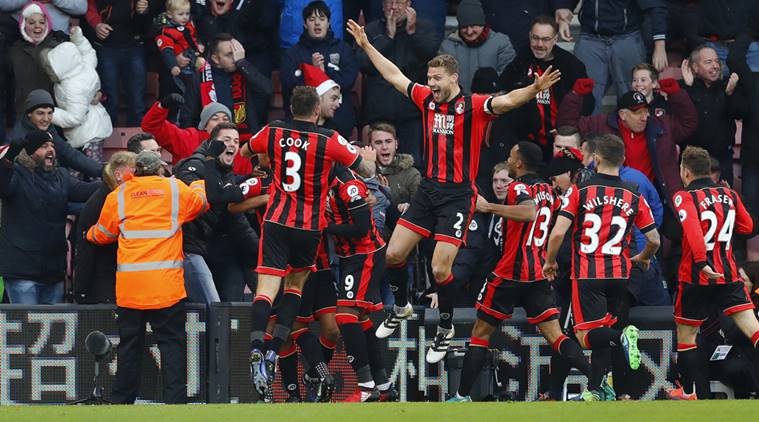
left=87, top=175, right=209, bottom=309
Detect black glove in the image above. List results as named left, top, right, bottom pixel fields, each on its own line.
left=206, top=140, right=227, bottom=158
left=161, top=93, right=185, bottom=109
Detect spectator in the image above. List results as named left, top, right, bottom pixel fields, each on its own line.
left=0, top=129, right=100, bottom=304
left=370, top=121, right=420, bottom=215
left=299, top=62, right=342, bottom=130
left=126, top=131, right=161, bottom=155
left=692, top=0, right=759, bottom=73
left=680, top=44, right=748, bottom=185
left=42, top=26, right=113, bottom=163
left=557, top=80, right=698, bottom=216
left=710, top=156, right=722, bottom=183
left=73, top=151, right=136, bottom=304
left=356, top=0, right=439, bottom=167
left=281, top=1, right=358, bottom=137
left=570, top=0, right=669, bottom=114
left=480, top=0, right=574, bottom=52
left=142, top=95, right=255, bottom=175
left=551, top=125, right=582, bottom=156
left=86, top=150, right=209, bottom=404
left=500, top=15, right=592, bottom=160
left=631, top=63, right=669, bottom=117
left=155, top=0, right=206, bottom=89
left=85, top=0, right=151, bottom=127
left=6, top=89, right=103, bottom=178
left=174, top=123, right=260, bottom=303
left=8, top=2, right=67, bottom=120
left=439, top=0, right=515, bottom=94
left=1, top=0, right=86, bottom=34
left=192, top=0, right=278, bottom=127
left=180, top=33, right=272, bottom=136
left=280, top=0, right=343, bottom=50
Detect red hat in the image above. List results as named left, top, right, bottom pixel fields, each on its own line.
left=297, top=63, right=340, bottom=96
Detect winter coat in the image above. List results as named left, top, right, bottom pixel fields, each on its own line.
left=357, top=17, right=440, bottom=124
left=141, top=101, right=253, bottom=175
left=279, top=0, right=343, bottom=50
left=480, top=0, right=575, bottom=51
left=557, top=88, right=698, bottom=211
left=193, top=0, right=278, bottom=60
left=73, top=183, right=116, bottom=303
left=0, top=152, right=100, bottom=284
left=439, top=29, right=516, bottom=94
left=85, top=0, right=152, bottom=48
left=281, top=30, right=358, bottom=136
left=728, top=37, right=759, bottom=170
left=174, top=142, right=258, bottom=258
left=1, top=0, right=86, bottom=34
left=43, top=27, right=112, bottom=148
left=578, top=0, right=667, bottom=39
left=7, top=116, right=103, bottom=178
left=378, top=153, right=421, bottom=206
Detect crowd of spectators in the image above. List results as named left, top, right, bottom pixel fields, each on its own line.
left=0, top=1, right=758, bottom=333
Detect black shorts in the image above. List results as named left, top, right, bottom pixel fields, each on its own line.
left=296, top=269, right=337, bottom=323
left=475, top=275, right=559, bottom=326
left=336, top=247, right=385, bottom=312
left=397, top=179, right=476, bottom=247
left=571, top=278, right=627, bottom=331
left=257, top=222, right=321, bottom=276
left=674, top=282, right=755, bottom=326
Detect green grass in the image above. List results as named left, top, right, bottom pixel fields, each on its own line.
left=1, top=401, right=758, bottom=421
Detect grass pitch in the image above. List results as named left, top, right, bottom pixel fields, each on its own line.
left=1, top=401, right=757, bottom=421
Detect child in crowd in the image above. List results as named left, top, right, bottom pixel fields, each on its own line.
left=155, top=0, right=205, bottom=80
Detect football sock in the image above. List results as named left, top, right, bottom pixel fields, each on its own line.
left=677, top=343, right=702, bottom=395
left=249, top=294, right=273, bottom=351
left=548, top=352, right=571, bottom=399
left=457, top=336, right=488, bottom=397
left=437, top=277, right=455, bottom=330
left=589, top=347, right=611, bottom=390
left=339, top=317, right=373, bottom=386
left=585, top=327, right=621, bottom=348
left=387, top=260, right=409, bottom=307
left=751, top=330, right=759, bottom=350
left=320, top=335, right=336, bottom=364
left=294, top=329, right=325, bottom=376
left=363, top=320, right=390, bottom=386
left=552, top=334, right=591, bottom=377
left=268, top=289, right=302, bottom=353
left=279, top=343, right=300, bottom=399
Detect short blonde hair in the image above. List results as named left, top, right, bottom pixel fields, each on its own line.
left=103, top=151, right=136, bottom=191
left=166, top=0, right=190, bottom=12
left=428, top=55, right=459, bottom=75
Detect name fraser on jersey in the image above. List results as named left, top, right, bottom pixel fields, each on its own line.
left=698, top=194, right=734, bottom=210
left=582, top=195, right=635, bottom=216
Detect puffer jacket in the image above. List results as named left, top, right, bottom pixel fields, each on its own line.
left=438, top=29, right=516, bottom=94
left=378, top=153, right=421, bottom=206
left=43, top=26, right=112, bottom=148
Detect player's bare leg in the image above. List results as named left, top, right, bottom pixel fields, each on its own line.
left=447, top=319, right=496, bottom=402
left=426, top=241, right=461, bottom=363
left=316, top=312, right=339, bottom=364
left=537, top=319, right=591, bottom=379
left=337, top=306, right=380, bottom=402
left=377, top=225, right=424, bottom=338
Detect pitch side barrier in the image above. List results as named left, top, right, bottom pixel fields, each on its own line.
left=0, top=304, right=676, bottom=404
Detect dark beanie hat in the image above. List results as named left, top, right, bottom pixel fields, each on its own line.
left=457, top=0, right=486, bottom=27
left=24, top=89, right=55, bottom=114
left=471, top=67, right=503, bottom=94
left=24, top=129, right=53, bottom=155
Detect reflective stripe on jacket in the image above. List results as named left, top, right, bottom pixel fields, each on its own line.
left=87, top=175, right=209, bottom=309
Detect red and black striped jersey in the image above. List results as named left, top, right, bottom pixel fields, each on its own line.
left=527, top=65, right=559, bottom=149
left=492, top=174, right=557, bottom=282
left=239, top=175, right=271, bottom=227
left=247, top=120, right=361, bottom=231
left=407, top=82, right=498, bottom=185
left=558, top=173, right=656, bottom=280
left=673, top=178, right=753, bottom=285
left=327, top=168, right=385, bottom=257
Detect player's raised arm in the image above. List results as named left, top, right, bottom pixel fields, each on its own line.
left=491, top=66, right=561, bottom=115
left=347, top=19, right=412, bottom=96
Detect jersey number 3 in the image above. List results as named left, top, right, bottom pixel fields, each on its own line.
left=283, top=151, right=302, bottom=192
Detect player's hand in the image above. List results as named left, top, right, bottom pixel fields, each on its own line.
left=95, top=23, right=113, bottom=40
left=725, top=72, right=739, bottom=96
left=347, top=19, right=371, bottom=48
left=475, top=195, right=490, bottom=213
left=398, top=202, right=410, bottom=214
left=630, top=254, right=650, bottom=271
left=405, top=7, right=417, bottom=35
left=681, top=59, right=694, bottom=87
left=543, top=261, right=559, bottom=281
left=425, top=292, right=439, bottom=309
left=701, top=265, right=724, bottom=280
left=359, top=146, right=377, bottom=162
left=533, top=65, right=561, bottom=92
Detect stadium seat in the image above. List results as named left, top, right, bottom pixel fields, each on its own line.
left=710, top=380, right=735, bottom=399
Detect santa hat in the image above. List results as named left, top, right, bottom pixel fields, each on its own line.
left=296, top=63, right=340, bottom=96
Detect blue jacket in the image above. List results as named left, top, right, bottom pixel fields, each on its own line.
left=281, top=30, right=358, bottom=136
left=578, top=0, right=667, bottom=40
left=278, top=0, right=343, bottom=50
left=620, top=166, right=663, bottom=254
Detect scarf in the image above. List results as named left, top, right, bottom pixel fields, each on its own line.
left=460, top=26, right=491, bottom=48
left=199, top=63, right=249, bottom=132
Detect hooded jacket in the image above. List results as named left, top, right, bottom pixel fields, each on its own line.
left=378, top=153, right=421, bottom=206
left=1, top=0, right=86, bottom=34
left=0, top=151, right=100, bottom=284
left=43, top=26, right=112, bottom=148
left=438, top=29, right=516, bottom=94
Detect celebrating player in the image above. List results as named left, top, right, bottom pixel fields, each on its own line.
left=669, top=146, right=759, bottom=400
left=347, top=19, right=561, bottom=362
left=543, top=134, right=660, bottom=401
left=448, top=142, right=591, bottom=402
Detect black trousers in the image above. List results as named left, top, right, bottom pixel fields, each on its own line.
left=112, top=300, right=187, bottom=404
